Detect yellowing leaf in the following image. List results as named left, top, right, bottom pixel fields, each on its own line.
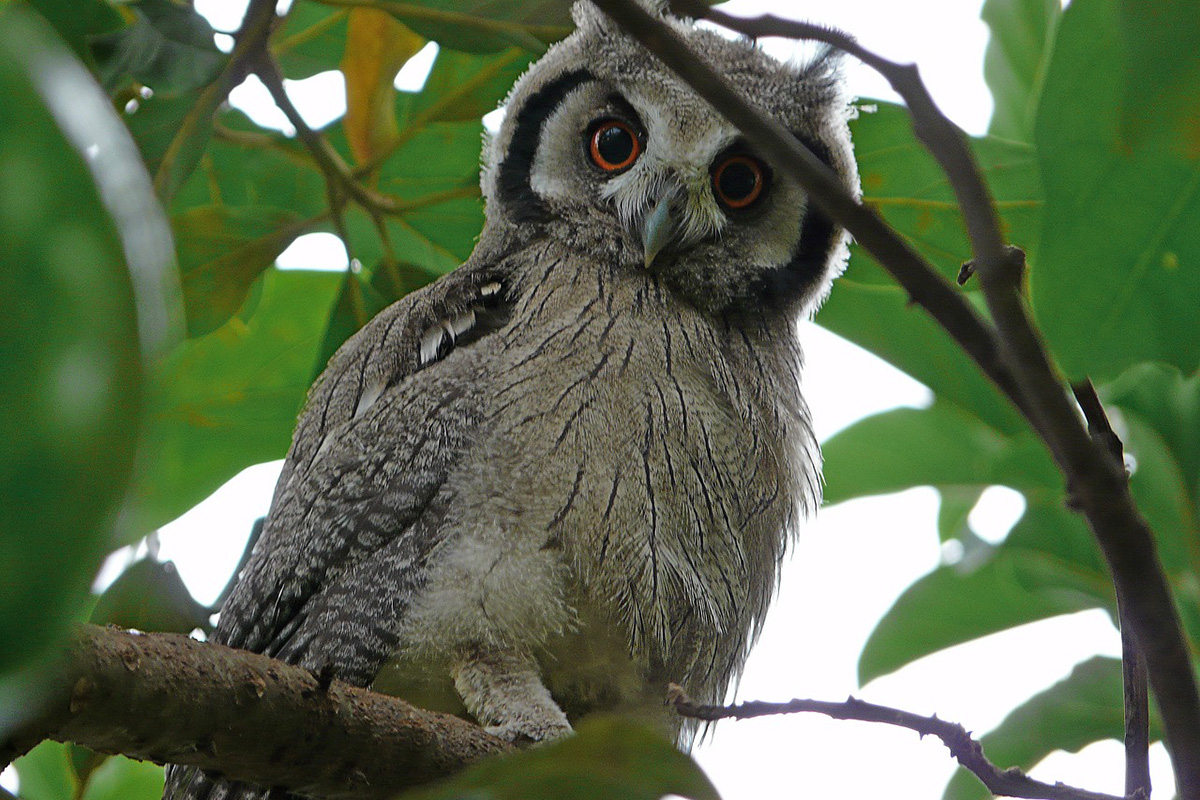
left=341, top=9, right=424, bottom=164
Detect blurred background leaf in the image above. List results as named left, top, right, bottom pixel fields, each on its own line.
left=0, top=2, right=174, bottom=681
left=399, top=717, right=721, bottom=800
left=126, top=268, right=341, bottom=534
left=89, top=557, right=213, bottom=634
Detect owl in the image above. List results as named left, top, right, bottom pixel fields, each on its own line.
left=165, top=2, right=856, bottom=798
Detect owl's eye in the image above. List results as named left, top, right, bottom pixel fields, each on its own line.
left=588, top=119, right=641, bottom=172
left=712, top=155, right=766, bottom=209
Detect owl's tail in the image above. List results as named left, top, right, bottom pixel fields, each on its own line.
left=162, top=764, right=302, bottom=800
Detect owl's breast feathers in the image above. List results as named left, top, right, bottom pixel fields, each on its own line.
left=403, top=246, right=817, bottom=703
left=215, top=243, right=815, bottom=725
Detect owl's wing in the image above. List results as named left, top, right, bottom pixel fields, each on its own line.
left=212, top=260, right=510, bottom=672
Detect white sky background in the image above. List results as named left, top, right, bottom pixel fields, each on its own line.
left=25, top=1, right=1172, bottom=798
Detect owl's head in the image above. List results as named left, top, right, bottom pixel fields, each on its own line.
left=480, top=1, right=858, bottom=316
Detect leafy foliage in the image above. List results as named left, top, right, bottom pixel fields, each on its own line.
left=11, top=742, right=165, bottom=800
left=942, top=657, right=1164, bottom=800
left=3, top=0, right=1200, bottom=797
left=821, top=0, right=1200, bottom=788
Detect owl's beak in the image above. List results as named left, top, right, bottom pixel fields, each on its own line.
left=641, top=192, right=677, bottom=269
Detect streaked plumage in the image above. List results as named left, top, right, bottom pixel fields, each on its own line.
left=165, top=3, right=856, bottom=797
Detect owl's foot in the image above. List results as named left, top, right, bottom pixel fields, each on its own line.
left=453, top=648, right=573, bottom=745
left=484, top=717, right=573, bottom=745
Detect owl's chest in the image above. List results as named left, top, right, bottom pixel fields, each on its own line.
left=478, top=280, right=802, bottom=654
left=489, top=287, right=755, bottom=488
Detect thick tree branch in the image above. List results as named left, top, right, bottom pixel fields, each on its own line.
left=669, top=686, right=1132, bottom=800
left=590, top=3, right=1200, bottom=795
left=1, top=625, right=511, bottom=799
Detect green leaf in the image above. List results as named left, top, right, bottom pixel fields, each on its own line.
left=12, top=742, right=75, bottom=800
left=402, top=46, right=533, bottom=124
left=80, top=755, right=164, bottom=800
left=824, top=404, right=1006, bottom=505
left=24, top=0, right=124, bottom=69
left=90, top=0, right=228, bottom=200
left=91, top=0, right=227, bottom=95
left=89, top=558, right=212, bottom=634
left=154, top=91, right=225, bottom=203
left=1032, top=0, right=1200, bottom=380
left=126, top=268, right=341, bottom=533
left=170, top=109, right=327, bottom=218
left=67, top=746, right=109, bottom=795
left=816, top=271, right=1020, bottom=435
left=980, top=0, right=1061, bottom=141
left=1116, top=0, right=1200, bottom=154
left=337, top=119, right=484, bottom=275
left=380, top=123, right=486, bottom=261
left=400, top=717, right=721, bottom=800
left=822, top=403, right=1059, bottom=507
left=851, top=101, right=1043, bottom=282
left=859, top=499, right=1108, bottom=684
left=341, top=9, right=426, bottom=165
left=1106, top=363, right=1200, bottom=502
left=274, top=3, right=352, bottom=80
left=376, top=0, right=572, bottom=54
left=942, top=657, right=1160, bottom=800
left=821, top=102, right=1042, bottom=435
left=1122, top=413, right=1199, bottom=576
left=938, top=486, right=984, bottom=543
left=175, top=205, right=311, bottom=336
left=124, top=92, right=200, bottom=178
left=0, top=5, right=174, bottom=674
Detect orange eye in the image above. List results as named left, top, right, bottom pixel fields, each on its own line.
left=588, top=119, right=641, bottom=171
left=712, top=154, right=766, bottom=209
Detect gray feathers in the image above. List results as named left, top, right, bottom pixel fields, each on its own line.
left=165, top=2, right=855, bottom=798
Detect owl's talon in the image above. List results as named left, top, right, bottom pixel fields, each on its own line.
left=483, top=720, right=573, bottom=745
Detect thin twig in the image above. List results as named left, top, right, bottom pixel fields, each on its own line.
left=249, top=53, right=404, bottom=218
left=589, top=3, right=1200, bottom=794
left=668, top=686, right=1132, bottom=800
left=151, top=0, right=280, bottom=201
left=1120, top=608, right=1153, bottom=798
left=1071, top=380, right=1125, bottom=469
left=1071, top=381, right=1151, bottom=799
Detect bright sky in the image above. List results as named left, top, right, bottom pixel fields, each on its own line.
left=10, top=2, right=1170, bottom=799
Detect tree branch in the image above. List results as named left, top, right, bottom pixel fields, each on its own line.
left=152, top=0, right=279, bottom=201
left=669, top=686, right=1133, bottom=800
left=590, top=2, right=1200, bottom=794
left=590, top=2, right=1033, bottom=426
left=249, top=51, right=405, bottom=219
left=1, top=625, right=511, bottom=800
left=1072, top=380, right=1151, bottom=799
